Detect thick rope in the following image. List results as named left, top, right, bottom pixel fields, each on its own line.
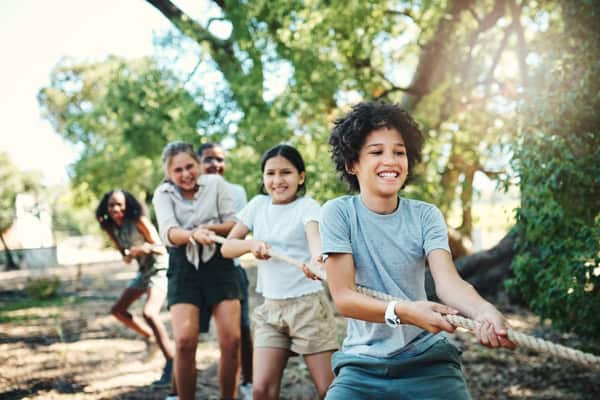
left=209, top=234, right=600, bottom=368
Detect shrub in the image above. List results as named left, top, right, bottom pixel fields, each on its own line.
left=508, top=1, right=600, bottom=340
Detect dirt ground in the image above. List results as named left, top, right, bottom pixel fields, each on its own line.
left=1, top=261, right=599, bottom=400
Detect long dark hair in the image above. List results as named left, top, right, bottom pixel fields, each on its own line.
left=95, top=190, right=144, bottom=233
left=259, top=144, right=307, bottom=196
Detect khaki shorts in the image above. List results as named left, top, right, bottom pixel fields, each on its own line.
left=253, top=290, right=339, bottom=355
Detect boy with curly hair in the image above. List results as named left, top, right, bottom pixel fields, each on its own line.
left=320, top=102, right=515, bottom=399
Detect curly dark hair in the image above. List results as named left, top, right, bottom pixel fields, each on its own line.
left=95, top=190, right=144, bottom=232
left=329, top=101, right=424, bottom=192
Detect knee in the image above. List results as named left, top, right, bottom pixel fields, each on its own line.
left=110, top=305, right=123, bottom=317
left=174, top=335, right=198, bottom=354
left=219, top=331, right=241, bottom=355
left=142, top=308, right=159, bottom=322
left=252, top=382, right=273, bottom=400
left=316, top=385, right=330, bottom=400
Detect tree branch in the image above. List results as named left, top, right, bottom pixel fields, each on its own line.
left=484, top=24, right=513, bottom=97
left=401, top=0, right=477, bottom=111
left=509, top=0, right=529, bottom=87
left=462, top=0, right=508, bottom=87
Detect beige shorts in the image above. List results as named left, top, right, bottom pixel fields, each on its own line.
left=253, top=290, right=339, bottom=355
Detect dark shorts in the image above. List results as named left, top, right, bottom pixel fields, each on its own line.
left=199, top=264, right=250, bottom=333
left=326, top=338, right=471, bottom=400
left=167, top=245, right=241, bottom=311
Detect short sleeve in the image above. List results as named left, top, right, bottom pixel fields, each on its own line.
left=301, top=197, right=321, bottom=226
left=320, top=199, right=353, bottom=254
left=152, top=185, right=179, bottom=247
left=422, top=205, right=451, bottom=256
left=233, top=185, right=248, bottom=212
left=215, top=177, right=237, bottom=222
left=237, top=195, right=262, bottom=231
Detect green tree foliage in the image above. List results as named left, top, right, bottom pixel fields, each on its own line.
left=38, top=56, right=208, bottom=205
left=42, top=0, right=557, bottom=236
left=508, top=1, right=600, bottom=339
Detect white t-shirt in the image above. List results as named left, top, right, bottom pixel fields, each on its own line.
left=237, top=194, right=324, bottom=299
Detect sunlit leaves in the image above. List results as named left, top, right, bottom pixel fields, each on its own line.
left=509, top=0, right=600, bottom=340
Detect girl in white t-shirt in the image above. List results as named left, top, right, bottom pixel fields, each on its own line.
left=222, top=144, right=338, bottom=400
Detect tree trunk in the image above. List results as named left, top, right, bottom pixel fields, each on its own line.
left=427, top=229, right=517, bottom=299
left=0, top=231, right=18, bottom=270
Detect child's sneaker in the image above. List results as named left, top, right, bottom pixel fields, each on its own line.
left=164, top=394, right=178, bottom=400
left=239, top=382, right=252, bottom=400
left=152, top=358, right=173, bottom=387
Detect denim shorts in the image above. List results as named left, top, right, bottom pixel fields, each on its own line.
left=325, top=337, right=471, bottom=400
left=127, top=268, right=167, bottom=293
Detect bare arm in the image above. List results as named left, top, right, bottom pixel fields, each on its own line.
left=128, top=216, right=166, bottom=256
left=221, top=222, right=270, bottom=260
left=305, top=221, right=321, bottom=259
left=429, top=249, right=515, bottom=349
left=203, top=220, right=235, bottom=237
left=167, top=226, right=195, bottom=246
left=325, top=253, right=457, bottom=332
left=169, top=220, right=236, bottom=247
left=303, top=220, right=322, bottom=280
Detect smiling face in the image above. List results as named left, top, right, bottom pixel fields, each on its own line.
left=350, top=126, right=408, bottom=204
left=107, top=191, right=126, bottom=226
left=167, top=152, right=201, bottom=196
left=263, top=155, right=305, bottom=205
left=199, top=146, right=226, bottom=175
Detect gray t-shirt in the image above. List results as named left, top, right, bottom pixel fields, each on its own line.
left=320, top=195, right=450, bottom=358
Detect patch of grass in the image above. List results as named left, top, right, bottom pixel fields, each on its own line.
left=0, top=312, right=47, bottom=324
left=25, top=276, right=61, bottom=299
left=0, top=295, right=84, bottom=323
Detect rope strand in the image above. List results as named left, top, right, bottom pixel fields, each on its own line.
left=209, top=234, right=600, bottom=368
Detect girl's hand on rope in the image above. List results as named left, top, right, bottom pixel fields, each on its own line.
left=249, top=240, right=271, bottom=260
left=191, top=225, right=214, bottom=245
left=474, top=304, right=516, bottom=350
left=302, top=255, right=323, bottom=280
left=127, top=243, right=152, bottom=257
left=401, top=301, right=459, bottom=334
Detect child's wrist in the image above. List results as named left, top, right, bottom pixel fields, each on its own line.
left=393, top=300, right=410, bottom=324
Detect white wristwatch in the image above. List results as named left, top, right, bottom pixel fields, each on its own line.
left=384, top=301, right=401, bottom=328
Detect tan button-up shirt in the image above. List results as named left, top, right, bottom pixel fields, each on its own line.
left=152, top=174, right=236, bottom=264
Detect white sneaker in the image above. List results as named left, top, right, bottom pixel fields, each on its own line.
left=164, top=395, right=178, bottom=400
left=239, top=383, right=252, bottom=400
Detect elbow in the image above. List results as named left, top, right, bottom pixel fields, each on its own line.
left=220, top=244, right=234, bottom=259
left=329, top=289, right=355, bottom=317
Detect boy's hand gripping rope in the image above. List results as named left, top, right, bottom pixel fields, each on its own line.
left=208, top=234, right=600, bottom=368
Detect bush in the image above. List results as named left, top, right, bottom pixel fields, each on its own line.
left=508, top=1, right=600, bottom=340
